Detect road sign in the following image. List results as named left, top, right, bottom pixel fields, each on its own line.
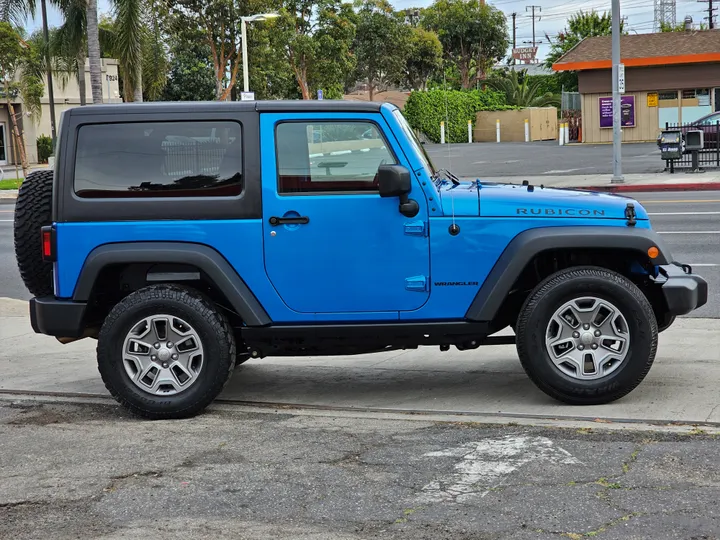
left=240, top=92, right=255, bottom=101
left=618, top=63, right=625, bottom=94
left=647, top=92, right=658, bottom=107
left=317, top=89, right=323, bottom=100
left=512, top=47, right=538, bottom=61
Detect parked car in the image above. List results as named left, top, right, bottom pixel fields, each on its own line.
left=15, top=101, right=707, bottom=419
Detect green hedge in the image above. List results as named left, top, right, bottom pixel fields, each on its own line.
left=36, top=135, right=52, bottom=163
left=404, top=89, right=514, bottom=143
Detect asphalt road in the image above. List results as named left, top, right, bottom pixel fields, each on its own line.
left=3, top=400, right=720, bottom=539
left=1, top=192, right=718, bottom=317
left=425, top=141, right=664, bottom=177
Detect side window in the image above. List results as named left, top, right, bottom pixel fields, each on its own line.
left=700, top=114, right=720, bottom=125
left=74, top=121, right=242, bottom=198
left=276, top=121, right=397, bottom=194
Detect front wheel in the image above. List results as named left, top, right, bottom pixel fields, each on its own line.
left=97, top=284, right=236, bottom=419
left=516, top=267, right=658, bottom=405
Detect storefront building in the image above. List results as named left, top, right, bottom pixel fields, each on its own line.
left=552, top=31, right=720, bottom=143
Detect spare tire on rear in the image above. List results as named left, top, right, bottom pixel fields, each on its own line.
left=13, top=170, right=54, bottom=297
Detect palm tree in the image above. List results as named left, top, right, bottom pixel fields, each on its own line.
left=54, top=0, right=88, bottom=105
left=109, top=0, right=144, bottom=102
left=86, top=0, right=103, bottom=103
left=485, top=69, right=560, bottom=108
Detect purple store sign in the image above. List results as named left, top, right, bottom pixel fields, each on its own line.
left=599, top=96, right=635, bottom=128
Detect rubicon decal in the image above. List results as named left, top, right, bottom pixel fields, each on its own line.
left=434, top=281, right=479, bottom=287
left=516, top=208, right=606, bottom=216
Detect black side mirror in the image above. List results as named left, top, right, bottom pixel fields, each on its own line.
left=378, top=165, right=411, bottom=197
left=378, top=164, right=419, bottom=218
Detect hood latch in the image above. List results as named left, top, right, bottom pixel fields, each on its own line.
left=625, top=203, right=637, bottom=227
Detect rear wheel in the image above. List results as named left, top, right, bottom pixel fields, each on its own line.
left=97, top=284, right=236, bottom=419
left=516, top=267, right=658, bottom=405
left=13, top=170, right=54, bottom=297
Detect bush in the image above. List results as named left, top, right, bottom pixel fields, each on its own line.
left=36, top=135, right=52, bottom=163
left=403, top=89, right=515, bottom=143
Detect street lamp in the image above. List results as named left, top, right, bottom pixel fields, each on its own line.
left=241, top=13, right=279, bottom=95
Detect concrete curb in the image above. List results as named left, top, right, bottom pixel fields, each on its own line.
left=575, top=182, right=720, bottom=193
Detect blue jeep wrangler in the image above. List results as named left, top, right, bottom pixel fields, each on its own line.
left=14, top=101, right=707, bottom=419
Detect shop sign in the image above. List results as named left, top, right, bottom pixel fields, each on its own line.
left=647, top=93, right=658, bottom=107
left=599, top=96, right=635, bottom=128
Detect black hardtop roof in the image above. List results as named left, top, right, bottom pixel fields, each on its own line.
left=66, top=100, right=389, bottom=116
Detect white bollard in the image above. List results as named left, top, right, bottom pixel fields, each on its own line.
left=468, top=120, right=472, bottom=143
left=564, top=123, right=570, bottom=144
left=524, top=118, right=530, bottom=142
left=559, top=123, right=565, bottom=146
left=440, top=121, right=445, bottom=145
left=496, top=119, right=500, bottom=143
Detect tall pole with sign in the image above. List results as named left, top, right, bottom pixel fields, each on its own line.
left=611, top=0, right=624, bottom=183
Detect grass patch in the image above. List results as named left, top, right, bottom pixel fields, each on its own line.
left=0, top=178, right=22, bottom=190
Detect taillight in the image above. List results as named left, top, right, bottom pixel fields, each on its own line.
left=41, top=226, right=55, bottom=262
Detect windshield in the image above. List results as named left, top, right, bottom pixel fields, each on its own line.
left=391, top=109, right=436, bottom=176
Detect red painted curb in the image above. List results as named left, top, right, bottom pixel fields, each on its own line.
left=573, top=182, right=720, bottom=193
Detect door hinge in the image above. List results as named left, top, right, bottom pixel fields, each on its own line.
left=405, top=275, right=428, bottom=292
left=404, top=220, right=427, bottom=237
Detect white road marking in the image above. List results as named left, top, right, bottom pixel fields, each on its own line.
left=686, top=263, right=720, bottom=267
left=418, top=435, right=582, bottom=504
left=649, top=212, right=720, bottom=216
left=0, top=219, right=12, bottom=222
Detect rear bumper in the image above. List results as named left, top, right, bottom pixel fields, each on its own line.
left=29, top=297, right=88, bottom=338
left=658, top=263, right=708, bottom=316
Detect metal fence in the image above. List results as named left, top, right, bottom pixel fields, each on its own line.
left=663, top=121, right=720, bottom=171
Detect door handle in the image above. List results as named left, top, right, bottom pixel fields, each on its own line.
left=269, top=216, right=310, bottom=226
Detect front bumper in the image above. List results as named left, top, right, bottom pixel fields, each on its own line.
left=658, top=263, right=708, bottom=316
left=29, top=297, right=88, bottom=338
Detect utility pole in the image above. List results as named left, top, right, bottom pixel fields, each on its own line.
left=611, top=0, right=624, bottom=183
left=526, top=5, right=541, bottom=50
left=700, top=0, right=717, bottom=28
left=511, top=12, right=517, bottom=64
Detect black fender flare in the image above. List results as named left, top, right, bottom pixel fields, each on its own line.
left=73, top=242, right=272, bottom=326
left=464, top=226, right=672, bottom=322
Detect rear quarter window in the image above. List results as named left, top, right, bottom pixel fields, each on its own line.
left=73, top=121, right=243, bottom=198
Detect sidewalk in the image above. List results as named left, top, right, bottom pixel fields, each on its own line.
left=2, top=297, right=720, bottom=426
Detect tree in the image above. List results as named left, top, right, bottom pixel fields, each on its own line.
left=101, top=1, right=169, bottom=102
left=485, top=69, right=559, bottom=107
left=545, top=10, right=621, bottom=92
left=162, top=35, right=216, bottom=100
left=0, top=21, right=43, bottom=175
left=421, top=0, right=508, bottom=89
left=353, top=0, right=411, bottom=100
left=87, top=0, right=103, bottom=103
left=168, top=0, right=276, bottom=101
left=54, top=0, right=89, bottom=105
left=270, top=0, right=356, bottom=100
left=660, top=20, right=708, bottom=31
left=404, top=27, right=441, bottom=90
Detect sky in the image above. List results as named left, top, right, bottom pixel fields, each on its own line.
left=24, top=0, right=712, bottom=63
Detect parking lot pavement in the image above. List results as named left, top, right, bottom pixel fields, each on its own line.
left=2, top=298, right=720, bottom=426
left=3, top=399, right=720, bottom=540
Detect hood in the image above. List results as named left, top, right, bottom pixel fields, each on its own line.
left=436, top=180, right=649, bottom=221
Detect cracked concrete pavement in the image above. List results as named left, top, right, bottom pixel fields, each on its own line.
left=2, top=401, right=720, bottom=539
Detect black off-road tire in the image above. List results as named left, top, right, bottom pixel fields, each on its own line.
left=516, top=266, right=658, bottom=405
left=97, top=284, right=236, bottom=420
left=13, top=170, right=54, bottom=297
